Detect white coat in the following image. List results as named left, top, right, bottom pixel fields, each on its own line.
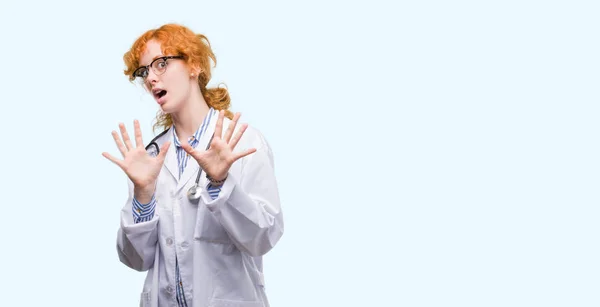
left=116, top=116, right=284, bottom=307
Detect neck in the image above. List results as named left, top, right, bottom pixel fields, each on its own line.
left=171, top=87, right=210, bottom=140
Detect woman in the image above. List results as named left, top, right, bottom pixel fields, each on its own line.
left=102, top=23, right=284, bottom=307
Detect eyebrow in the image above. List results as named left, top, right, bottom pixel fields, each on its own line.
left=139, top=54, right=165, bottom=67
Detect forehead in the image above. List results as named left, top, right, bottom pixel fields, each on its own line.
left=139, top=40, right=163, bottom=66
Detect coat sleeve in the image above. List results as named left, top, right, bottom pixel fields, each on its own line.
left=200, top=129, right=284, bottom=257
left=116, top=178, right=160, bottom=271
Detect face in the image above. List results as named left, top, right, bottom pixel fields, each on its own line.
left=136, top=40, right=197, bottom=114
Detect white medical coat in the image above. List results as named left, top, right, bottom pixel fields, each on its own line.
left=116, top=117, right=284, bottom=307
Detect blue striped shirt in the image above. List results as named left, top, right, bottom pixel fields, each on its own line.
left=132, top=107, right=221, bottom=306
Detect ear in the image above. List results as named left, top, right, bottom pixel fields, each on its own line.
left=190, top=69, right=202, bottom=78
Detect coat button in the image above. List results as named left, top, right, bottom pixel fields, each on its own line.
left=166, top=238, right=173, bottom=246
left=181, top=241, right=189, bottom=249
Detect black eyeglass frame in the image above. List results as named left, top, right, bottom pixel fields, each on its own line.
left=132, top=55, right=184, bottom=79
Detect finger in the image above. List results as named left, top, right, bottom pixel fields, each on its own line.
left=156, top=141, right=171, bottom=162
left=214, top=110, right=225, bottom=139
left=102, top=152, right=124, bottom=168
left=229, top=123, right=249, bottom=149
left=111, top=130, right=127, bottom=157
left=180, top=142, right=197, bottom=159
left=134, top=120, right=144, bottom=148
left=223, top=112, right=240, bottom=143
left=119, top=123, right=134, bottom=151
left=233, top=148, right=257, bottom=161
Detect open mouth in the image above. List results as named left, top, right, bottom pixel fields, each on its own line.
left=155, top=90, right=167, bottom=99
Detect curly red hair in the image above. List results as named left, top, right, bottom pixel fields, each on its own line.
left=123, top=23, right=233, bottom=131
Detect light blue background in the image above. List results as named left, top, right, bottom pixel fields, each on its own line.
left=0, top=0, right=598, bottom=306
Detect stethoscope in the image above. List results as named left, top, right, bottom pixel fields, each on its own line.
left=146, top=130, right=215, bottom=202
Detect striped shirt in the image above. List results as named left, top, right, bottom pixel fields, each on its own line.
left=132, top=107, right=221, bottom=307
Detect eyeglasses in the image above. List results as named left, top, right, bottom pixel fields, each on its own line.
left=132, top=56, right=184, bottom=80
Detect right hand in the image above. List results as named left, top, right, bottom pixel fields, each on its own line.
left=102, top=120, right=171, bottom=190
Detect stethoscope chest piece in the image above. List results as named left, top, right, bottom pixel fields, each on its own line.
left=187, top=183, right=202, bottom=202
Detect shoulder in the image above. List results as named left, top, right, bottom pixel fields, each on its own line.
left=238, top=124, right=276, bottom=169
left=242, top=125, right=269, bottom=149
left=223, top=117, right=272, bottom=154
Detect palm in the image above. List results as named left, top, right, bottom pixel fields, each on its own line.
left=194, top=138, right=236, bottom=180
left=120, top=148, right=164, bottom=186
left=102, top=120, right=170, bottom=188
left=181, top=111, right=256, bottom=182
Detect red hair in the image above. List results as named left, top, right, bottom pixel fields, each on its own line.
left=123, top=23, right=232, bottom=131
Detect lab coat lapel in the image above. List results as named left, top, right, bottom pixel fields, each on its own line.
left=163, top=133, right=179, bottom=182
left=176, top=112, right=220, bottom=192
left=165, top=133, right=179, bottom=180
left=177, top=155, right=199, bottom=192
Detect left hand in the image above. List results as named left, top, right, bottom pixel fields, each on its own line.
left=181, top=110, right=257, bottom=182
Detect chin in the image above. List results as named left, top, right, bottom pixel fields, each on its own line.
left=158, top=100, right=181, bottom=115
left=159, top=105, right=174, bottom=114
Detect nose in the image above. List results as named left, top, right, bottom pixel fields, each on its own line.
left=146, top=68, right=160, bottom=84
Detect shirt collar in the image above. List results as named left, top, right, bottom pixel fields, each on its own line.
left=172, top=107, right=217, bottom=149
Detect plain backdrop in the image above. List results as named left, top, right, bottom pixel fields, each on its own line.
left=0, top=0, right=598, bottom=306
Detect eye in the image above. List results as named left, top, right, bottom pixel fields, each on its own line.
left=156, top=60, right=167, bottom=69
left=133, top=67, right=148, bottom=78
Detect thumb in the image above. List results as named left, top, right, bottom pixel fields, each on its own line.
left=181, top=142, right=195, bottom=156
left=157, top=141, right=171, bottom=161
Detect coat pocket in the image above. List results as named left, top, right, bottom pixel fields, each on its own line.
left=194, top=207, right=233, bottom=245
